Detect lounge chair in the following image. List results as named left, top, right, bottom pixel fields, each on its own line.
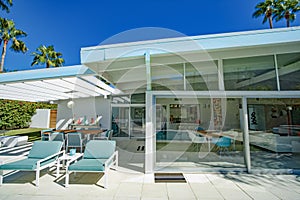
left=0, top=141, right=64, bottom=187
left=65, top=140, right=118, bottom=188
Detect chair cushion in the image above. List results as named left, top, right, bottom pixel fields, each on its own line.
left=83, top=140, right=116, bottom=159
left=68, top=158, right=105, bottom=172
left=0, top=158, right=56, bottom=170
left=28, top=141, right=63, bottom=159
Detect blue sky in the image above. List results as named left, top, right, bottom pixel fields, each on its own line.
left=2, top=0, right=299, bottom=71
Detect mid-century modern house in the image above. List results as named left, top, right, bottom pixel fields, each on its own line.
left=0, top=27, right=300, bottom=173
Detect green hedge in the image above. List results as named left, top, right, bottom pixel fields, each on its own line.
left=0, top=99, right=57, bottom=130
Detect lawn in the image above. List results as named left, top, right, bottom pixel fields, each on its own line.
left=1, top=128, right=43, bottom=142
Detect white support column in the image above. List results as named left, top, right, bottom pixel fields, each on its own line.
left=166, top=104, right=170, bottom=130
left=145, top=92, right=156, bottom=173
left=218, top=59, right=225, bottom=91
left=274, top=54, right=281, bottom=91
left=128, top=105, right=131, bottom=138
left=242, top=97, right=251, bottom=173
left=145, top=51, right=151, bottom=91
left=183, top=63, right=186, bottom=91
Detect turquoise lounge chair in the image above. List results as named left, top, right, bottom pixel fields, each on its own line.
left=0, top=141, right=64, bottom=187
left=65, top=140, right=118, bottom=188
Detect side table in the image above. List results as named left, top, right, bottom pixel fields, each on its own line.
left=56, top=153, right=83, bottom=177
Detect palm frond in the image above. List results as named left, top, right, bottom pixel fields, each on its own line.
left=31, top=44, right=64, bottom=68
left=10, top=38, right=28, bottom=53
left=0, top=0, right=13, bottom=13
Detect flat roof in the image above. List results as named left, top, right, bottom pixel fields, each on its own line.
left=0, top=65, right=94, bottom=84
left=0, top=65, right=121, bottom=102
left=81, top=27, right=300, bottom=63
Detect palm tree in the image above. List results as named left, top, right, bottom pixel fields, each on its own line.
left=274, top=0, right=300, bottom=27
left=31, top=45, right=64, bottom=68
left=0, top=18, right=28, bottom=73
left=0, top=0, right=12, bottom=13
left=253, top=0, right=277, bottom=29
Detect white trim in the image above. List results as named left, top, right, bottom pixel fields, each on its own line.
left=81, top=27, right=300, bottom=51
left=151, top=90, right=300, bottom=98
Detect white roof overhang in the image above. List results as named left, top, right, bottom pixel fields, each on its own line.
left=0, top=65, right=122, bottom=102
left=80, top=27, right=300, bottom=94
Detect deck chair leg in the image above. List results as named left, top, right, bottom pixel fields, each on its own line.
left=65, top=171, right=69, bottom=187
left=116, top=151, right=119, bottom=170
left=0, top=170, right=3, bottom=186
left=35, top=170, right=40, bottom=187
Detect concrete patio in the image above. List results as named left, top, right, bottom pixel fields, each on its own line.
left=1, top=141, right=300, bottom=199
left=1, top=165, right=300, bottom=200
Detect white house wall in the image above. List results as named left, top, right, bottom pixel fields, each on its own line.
left=30, top=109, right=50, bottom=128
left=56, top=97, right=111, bottom=130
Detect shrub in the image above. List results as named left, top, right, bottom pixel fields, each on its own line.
left=0, top=99, right=56, bottom=130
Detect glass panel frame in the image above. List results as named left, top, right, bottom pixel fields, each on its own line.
left=224, top=55, right=277, bottom=91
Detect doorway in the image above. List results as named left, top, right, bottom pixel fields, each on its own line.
left=111, top=105, right=145, bottom=138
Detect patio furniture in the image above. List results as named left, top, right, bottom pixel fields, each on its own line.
left=0, top=141, right=64, bottom=187
left=188, top=131, right=211, bottom=151
left=56, top=152, right=83, bottom=177
left=214, top=136, right=232, bottom=155
left=66, top=132, right=87, bottom=153
left=78, top=128, right=105, bottom=140
left=41, top=129, right=54, bottom=141
left=49, top=132, right=66, bottom=149
left=93, top=130, right=113, bottom=140
left=65, top=140, right=118, bottom=189
left=0, top=136, right=28, bottom=148
left=69, top=116, right=102, bottom=129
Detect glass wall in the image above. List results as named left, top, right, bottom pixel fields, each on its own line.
left=224, top=55, right=277, bottom=90
left=151, top=64, right=184, bottom=91
left=248, top=98, right=300, bottom=170
left=185, top=61, right=218, bottom=91
left=112, top=106, right=129, bottom=137
left=277, top=52, right=300, bottom=90
left=111, top=94, right=145, bottom=138
left=151, top=60, right=219, bottom=91
left=155, top=97, right=245, bottom=171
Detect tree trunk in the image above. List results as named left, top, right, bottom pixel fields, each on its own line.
left=268, top=17, right=273, bottom=29
left=266, top=9, right=273, bottom=29
left=285, top=11, right=290, bottom=27
left=0, top=40, right=8, bottom=73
